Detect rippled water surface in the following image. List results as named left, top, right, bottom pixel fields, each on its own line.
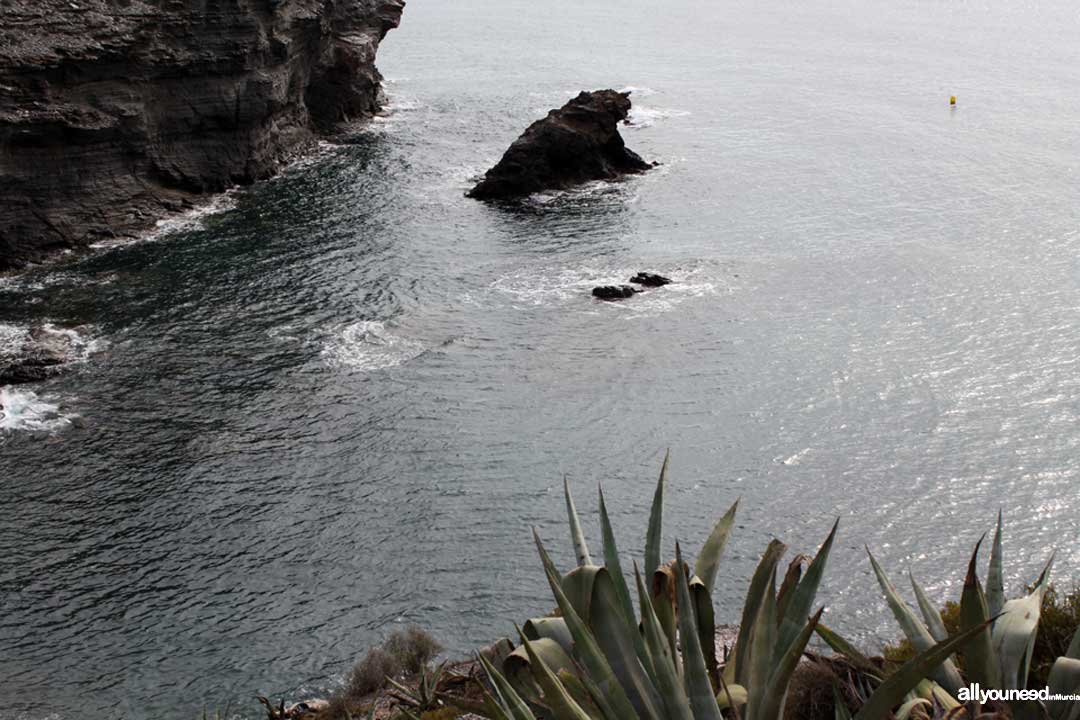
left=4, top=0, right=1080, bottom=717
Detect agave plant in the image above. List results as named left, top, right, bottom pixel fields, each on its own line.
left=386, top=661, right=447, bottom=714
left=477, top=454, right=984, bottom=720
left=828, top=512, right=1080, bottom=720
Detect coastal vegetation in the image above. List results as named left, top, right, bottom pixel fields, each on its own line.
left=267, top=455, right=1080, bottom=720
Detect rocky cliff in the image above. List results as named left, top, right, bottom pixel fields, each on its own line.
left=0, top=0, right=404, bottom=269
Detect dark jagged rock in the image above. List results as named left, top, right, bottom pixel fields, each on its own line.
left=0, top=325, right=86, bottom=384
left=592, top=285, right=639, bottom=301
left=0, top=0, right=404, bottom=269
left=468, top=89, right=652, bottom=200
left=629, top=272, right=672, bottom=287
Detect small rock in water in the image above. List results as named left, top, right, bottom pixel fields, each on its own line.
left=629, top=272, right=672, bottom=287
left=592, top=285, right=639, bottom=301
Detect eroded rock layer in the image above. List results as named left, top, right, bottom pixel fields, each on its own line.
left=0, top=0, right=404, bottom=268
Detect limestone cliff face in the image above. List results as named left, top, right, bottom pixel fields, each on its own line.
left=0, top=0, right=404, bottom=268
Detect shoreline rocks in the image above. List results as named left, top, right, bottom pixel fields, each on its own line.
left=467, top=89, right=652, bottom=201
left=0, top=325, right=94, bottom=385
left=0, top=0, right=404, bottom=269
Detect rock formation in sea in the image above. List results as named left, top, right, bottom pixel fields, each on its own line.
left=592, top=285, right=639, bottom=301
left=0, top=325, right=90, bottom=385
left=629, top=272, right=672, bottom=287
left=467, top=89, right=652, bottom=201
left=0, top=0, right=404, bottom=269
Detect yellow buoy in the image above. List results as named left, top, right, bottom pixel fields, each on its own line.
left=950, top=95, right=957, bottom=106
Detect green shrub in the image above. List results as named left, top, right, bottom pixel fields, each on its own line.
left=1030, top=583, right=1080, bottom=687
left=383, top=626, right=443, bottom=675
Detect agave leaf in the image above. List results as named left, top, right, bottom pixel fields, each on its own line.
left=909, top=573, right=948, bottom=643
left=652, top=565, right=680, bottom=667
left=598, top=485, right=637, bottom=631
left=674, top=543, right=724, bottom=720
left=523, top=618, right=574, bottom=656
left=479, top=652, right=540, bottom=720
left=565, top=477, right=593, bottom=567
left=987, top=510, right=1005, bottom=619
left=482, top=637, right=517, bottom=669
left=689, top=576, right=719, bottom=690
left=775, top=521, right=837, bottom=663
left=776, top=557, right=803, bottom=624
left=1046, top=657, right=1080, bottom=720
left=506, top=637, right=576, bottom=704
left=519, top=632, right=594, bottom=720
left=634, top=563, right=694, bottom=720
left=563, top=566, right=602, bottom=625
left=479, top=685, right=516, bottom=720
left=746, top=566, right=778, bottom=720
left=1066, top=626, right=1080, bottom=660
left=958, top=536, right=1000, bottom=688
left=556, top=669, right=607, bottom=720
left=991, top=550, right=1053, bottom=691
left=832, top=683, right=852, bottom=720
left=534, top=529, right=644, bottom=720
left=645, top=451, right=669, bottom=580
left=867, top=548, right=964, bottom=695
left=757, top=608, right=824, bottom=720
left=992, top=587, right=1045, bottom=690
left=926, top=681, right=960, bottom=710
left=852, top=619, right=993, bottom=720
left=733, top=539, right=787, bottom=687
left=588, top=570, right=665, bottom=720
left=894, top=698, right=931, bottom=720
left=596, top=492, right=657, bottom=692
left=813, top=623, right=880, bottom=678
left=694, top=500, right=739, bottom=593
left=715, top=682, right=747, bottom=711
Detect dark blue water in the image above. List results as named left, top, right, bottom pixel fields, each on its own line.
left=3, top=0, right=1080, bottom=717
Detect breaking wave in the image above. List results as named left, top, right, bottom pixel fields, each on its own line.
left=322, top=320, right=426, bottom=371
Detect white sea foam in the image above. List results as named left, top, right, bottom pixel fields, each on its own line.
left=89, top=191, right=239, bottom=250
left=322, top=321, right=425, bottom=371
left=0, top=387, right=77, bottom=435
left=491, top=262, right=724, bottom=316
left=0, top=322, right=107, bottom=366
left=626, top=105, right=691, bottom=129
left=619, top=85, right=658, bottom=97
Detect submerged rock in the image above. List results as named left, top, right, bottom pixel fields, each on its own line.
left=629, top=272, right=672, bottom=287
left=467, top=89, right=652, bottom=200
left=592, top=285, right=639, bottom=301
left=0, top=325, right=89, bottom=384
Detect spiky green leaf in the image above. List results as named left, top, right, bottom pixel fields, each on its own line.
left=694, top=500, right=739, bottom=592
left=634, top=563, right=694, bottom=720
left=565, top=477, right=592, bottom=567
left=852, top=620, right=994, bottom=720
left=519, top=632, right=594, bottom=720
left=958, top=536, right=1000, bottom=689
left=867, top=548, right=964, bottom=695
left=775, top=521, right=837, bottom=663
left=645, top=452, right=669, bottom=580
left=733, top=539, right=786, bottom=687
left=674, top=543, right=724, bottom=720
left=909, top=573, right=948, bottom=643
left=986, top=510, right=1005, bottom=619
left=534, top=529, right=644, bottom=720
